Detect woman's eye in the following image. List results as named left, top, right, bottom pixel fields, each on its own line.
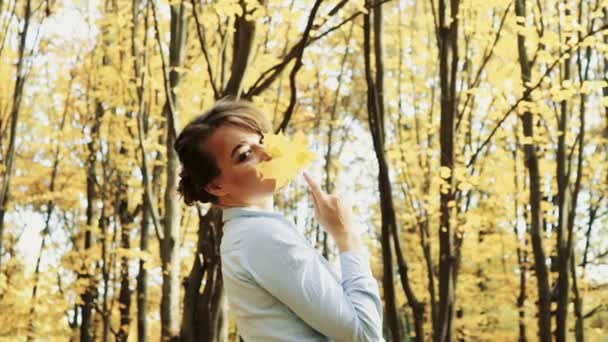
left=238, top=150, right=251, bottom=162
left=259, top=136, right=264, bottom=145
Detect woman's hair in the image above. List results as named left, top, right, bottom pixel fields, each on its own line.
left=174, top=96, right=272, bottom=206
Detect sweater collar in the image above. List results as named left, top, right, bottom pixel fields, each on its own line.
left=221, top=206, right=282, bottom=223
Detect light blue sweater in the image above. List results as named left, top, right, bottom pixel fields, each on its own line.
left=220, top=206, right=384, bottom=341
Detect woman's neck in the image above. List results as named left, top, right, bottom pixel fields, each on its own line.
left=216, top=196, right=274, bottom=211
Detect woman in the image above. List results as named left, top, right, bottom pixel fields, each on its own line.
left=174, top=97, right=384, bottom=341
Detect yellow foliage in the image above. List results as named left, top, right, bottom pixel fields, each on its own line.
left=255, top=131, right=316, bottom=189
left=0, top=0, right=607, bottom=340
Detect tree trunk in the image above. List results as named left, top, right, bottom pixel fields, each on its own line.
left=571, top=250, right=583, bottom=342
left=137, top=191, right=150, bottom=342
left=116, top=182, right=136, bottom=342
left=517, top=247, right=528, bottom=342
left=554, top=6, right=572, bottom=339
left=151, top=1, right=189, bottom=340
left=134, top=1, right=151, bottom=340
left=181, top=207, right=226, bottom=342
left=435, top=0, right=460, bottom=340
left=569, top=22, right=591, bottom=339
left=223, top=0, right=259, bottom=97
left=605, top=8, right=608, bottom=136
left=100, top=186, right=110, bottom=342
left=513, top=141, right=527, bottom=342
left=515, top=0, right=551, bottom=340
left=0, top=0, right=32, bottom=271
left=80, top=96, right=104, bottom=342
left=363, top=1, right=425, bottom=340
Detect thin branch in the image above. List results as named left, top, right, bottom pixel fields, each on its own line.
left=191, top=0, right=219, bottom=99
left=275, top=0, right=323, bottom=132
left=0, top=0, right=18, bottom=59
left=456, top=0, right=513, bottom=131
left=150, top=0, right=177, bottom=139
left=324, top=0, right=348, bottom=18
left=429, top=0, right=440, bottom=46
left=245, top=0, right=393, bottom=98
left=583, top=304, right=606, bottom=319
left=137, top=105, right=164, bottom=241
left=466, top=23, right=608, bottom=168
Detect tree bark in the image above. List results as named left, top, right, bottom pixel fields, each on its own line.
left=156, top=2, right=188, bottom=339
left=133, top=1, right=151, bottom=341
left=80, top=90, right=105, bottom=342
left=223, top=0, right=259, bottom=97
left=99, top=160, right=111, bottom=342
left=515, top=0, right=552, bottom=340
left=569, top=15, right=592, bottom=337
left=363, top=1, right=424, bottom=340
left=435, top=0, right=460, bottom=340
left=0, top=0, right=32, bottom=272
left=181, top=207, right=226, bottom=342
left=571, top=250, right=583, bottom=342
left=116, top=183, right=137, bottom=342
left=137, top=191, right=150, bottom=342
left=605, top=8, right=608, bottom=136
left=554, top=5, right=572, bottom=339
left=513, top=140, right=527, bottom=342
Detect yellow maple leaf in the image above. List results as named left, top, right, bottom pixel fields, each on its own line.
left=255, top=131, right=316, bottom=189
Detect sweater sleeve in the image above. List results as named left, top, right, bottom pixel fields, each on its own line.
left=242, top=217, right=384, bottom=342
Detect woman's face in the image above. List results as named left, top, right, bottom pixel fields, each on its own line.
left=204, top=123, right=276, bottom=206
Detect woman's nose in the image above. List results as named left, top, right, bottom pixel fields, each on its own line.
left=254, top=144, right=272, bottom=162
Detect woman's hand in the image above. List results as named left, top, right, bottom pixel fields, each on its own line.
left=303, top=172, right=363, bottom=252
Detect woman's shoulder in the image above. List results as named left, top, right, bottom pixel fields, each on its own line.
left=226, top=214, right=296, bottom=241
left=221, top=210, right=298, bottom=249
left=222, top=207, right=292, bottom=231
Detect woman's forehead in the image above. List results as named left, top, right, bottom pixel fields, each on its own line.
left=206, top=124, right=258, bottom=157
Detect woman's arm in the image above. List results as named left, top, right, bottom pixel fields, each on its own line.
left=242, top=217, right=383, bottom=342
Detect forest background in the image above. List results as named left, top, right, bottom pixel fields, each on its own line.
left=0, top=0, right=607, bottom=341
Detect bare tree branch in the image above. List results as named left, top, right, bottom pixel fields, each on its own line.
left=275, top=0, right=323, bottom=132
left=466, top=23, right=608, bottom=168
left=245, top=0, right=393, bottom=99
left=150, top=0, right=177, bottom=139
left=456, top=0, right=513, bottom=131
left=191, top=0, right=219, bottom=99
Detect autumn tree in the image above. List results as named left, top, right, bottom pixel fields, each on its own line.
left=1, top=0, right=608, bottom=341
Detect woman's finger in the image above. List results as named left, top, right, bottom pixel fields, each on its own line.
left=303, top=171, right=324, bottom=200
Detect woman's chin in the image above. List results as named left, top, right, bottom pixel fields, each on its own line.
left=263, top=178, right=277, bottom=192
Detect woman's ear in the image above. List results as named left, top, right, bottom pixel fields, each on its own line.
left=204, top=182, right=227, bottom=197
